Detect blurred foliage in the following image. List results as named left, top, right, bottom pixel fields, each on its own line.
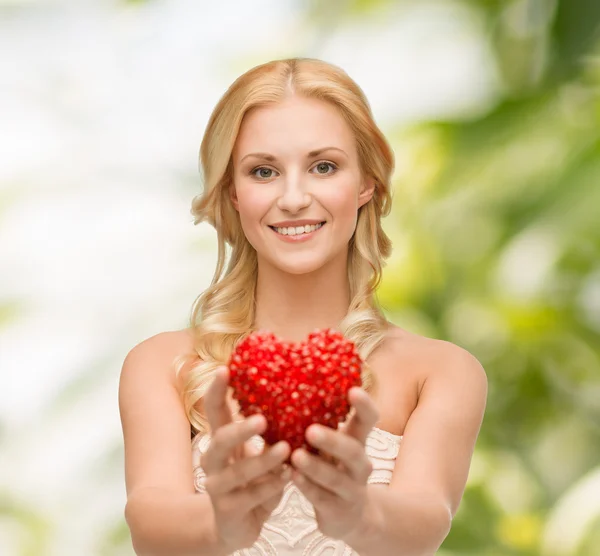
left=0, top=494, right=51, bottom=556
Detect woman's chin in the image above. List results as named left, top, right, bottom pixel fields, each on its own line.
left=277, top=261, right=326, bottom=275
left=264, top=254, right=330, bottom=276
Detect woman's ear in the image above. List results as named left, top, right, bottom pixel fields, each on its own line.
left=229, top=183, right=240, bottom=211
left=358, top=177, right=376, bottom=208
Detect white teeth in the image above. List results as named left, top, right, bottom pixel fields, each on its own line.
left=273, top=222, right=324, bottom=236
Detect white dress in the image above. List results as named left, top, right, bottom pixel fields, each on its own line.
left=191, top=427, right=402, bottom=555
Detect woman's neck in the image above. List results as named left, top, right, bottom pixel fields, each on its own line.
left=254, top=256, right=350, bottom=342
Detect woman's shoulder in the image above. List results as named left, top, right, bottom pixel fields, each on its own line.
left=370, top=323, right=487, bottom=434
left=125, top=328, right=198, bottom=385
left=377, top=322, right=486, bottom=384
left=129, top=328, right=196, bottom=358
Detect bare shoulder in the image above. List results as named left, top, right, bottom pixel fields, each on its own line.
left=119, top=328, right=199, bottom=499
left=369, top=323, right=487, bottom=434
left=380, top=323, right=487, bottom=390
left=122, top=328, right=197, bottom=384
left=126, top=328, right=195, bottom=358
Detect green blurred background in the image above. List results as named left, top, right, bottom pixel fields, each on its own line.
left=1, top=0, right=599, bottom=554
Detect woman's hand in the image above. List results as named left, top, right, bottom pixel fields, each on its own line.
left=201, top=367, right=291, bottom=553
left=290, top=387, right=380, bottom=541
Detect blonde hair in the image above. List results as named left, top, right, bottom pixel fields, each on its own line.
left=174, top=58, right=394, bottom=436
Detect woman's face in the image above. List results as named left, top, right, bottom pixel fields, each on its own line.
left=231, top=95, right=374, bottom=276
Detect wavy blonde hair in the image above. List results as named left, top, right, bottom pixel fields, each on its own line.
left=174, top=58, right=394, bottom=436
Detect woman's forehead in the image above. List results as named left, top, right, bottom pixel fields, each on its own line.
left=234, top=97, right=356, bottom=159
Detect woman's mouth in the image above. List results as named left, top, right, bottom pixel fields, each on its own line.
left=268, top=222, right=326, bottom=243
left=269, top=222, right=325, bottom=236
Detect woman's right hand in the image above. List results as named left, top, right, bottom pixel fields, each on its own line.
left=201, top=366, right=291, bottom=553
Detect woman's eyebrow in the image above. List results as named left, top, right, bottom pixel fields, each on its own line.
left=307, top=147, right=348, bottom=159
left=240, top=147, right=348, bottom=164
left=240, top=152, right=277, bottom=163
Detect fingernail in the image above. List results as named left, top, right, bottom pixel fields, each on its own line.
left=308, top=426, right=322, bottom=442
left=274, top=441, right=289, bottom=456
left=294, top=450, right=308, bottom=466
left=248, top=414, right=264, bottom=428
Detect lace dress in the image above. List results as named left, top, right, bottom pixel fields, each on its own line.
left=191, top=427, right=402, bottom=555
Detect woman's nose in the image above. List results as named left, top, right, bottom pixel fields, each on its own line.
left=276, top=175, right=311, bottom=213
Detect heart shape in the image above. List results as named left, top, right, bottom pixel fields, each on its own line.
left=228, top=328, right=362, bottom=454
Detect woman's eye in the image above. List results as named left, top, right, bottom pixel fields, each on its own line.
left=252, top=167, right=276, bottom=179
left=312, top=162, right=337, bottom=175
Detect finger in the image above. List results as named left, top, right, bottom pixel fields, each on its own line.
left=291, top=449, right=356, bottom=501
left=243, top=436, right=263, bottom=458
left=202, top=414, right=266, bottom=475
left=292, top=468, right=338, bottom=510
left=206, top=441, right=290, bottom=495
left=229, top=466, right=292, bottom=515
left=305, top=425, right=372, bottom=482
left=204, top=366, right=234, bottom=433
left=343, top=387, right=379, bottom=445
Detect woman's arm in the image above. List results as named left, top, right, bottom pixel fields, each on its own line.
left=119, top=332, right=227, bottom=556
left=125, top=488, right=228, bottom=556
left=342, top=340, right=488, bottom=556
left=341, top=488, right=451, bottom=556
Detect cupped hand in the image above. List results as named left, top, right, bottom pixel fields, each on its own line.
left=289, top=386, right=380, bottom=541
left=200, top=367, right=291, bottom=552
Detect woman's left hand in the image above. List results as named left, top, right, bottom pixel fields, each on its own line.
left=290, top=386, right=380, bottom=541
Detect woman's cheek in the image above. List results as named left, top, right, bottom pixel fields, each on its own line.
left=236, top=192, right=271, bottom=243
left=322, top=186, right=359, bottom=222
left=237, top=186, right=268, bottom=217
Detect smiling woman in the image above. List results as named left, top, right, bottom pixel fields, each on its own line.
left=230, top=95, right=373, bottom=276
left=119, top=57, right=487, bottom=556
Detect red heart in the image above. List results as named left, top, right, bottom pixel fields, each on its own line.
left=228, top=328, right=362, bottom=455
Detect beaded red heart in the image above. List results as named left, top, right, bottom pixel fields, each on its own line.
left=228, top=328, right=362, bottom=454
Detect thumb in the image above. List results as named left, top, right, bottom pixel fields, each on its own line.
left=204, top=366, right=234, bottom=434
left=244, top=435, right=264, bottom=458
